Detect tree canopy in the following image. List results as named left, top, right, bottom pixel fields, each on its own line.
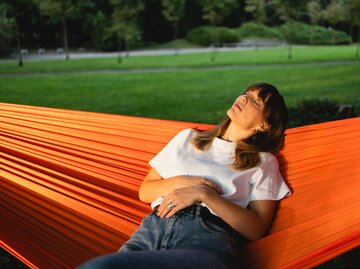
left=0, top=0, right=358, bottom=56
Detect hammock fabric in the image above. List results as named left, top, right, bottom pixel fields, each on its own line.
left=1, top=102, right=359, bottom=269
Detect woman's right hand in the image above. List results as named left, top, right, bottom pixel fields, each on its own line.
left=171, top=175, right=223, bottom=195
left=139, top=168, right=222, bottom=203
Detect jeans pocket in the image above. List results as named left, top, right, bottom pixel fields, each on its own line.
left=197, top=217, right=234, bottom=241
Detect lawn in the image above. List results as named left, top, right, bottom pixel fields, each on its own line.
left=1, top=63, right=359, bottom=125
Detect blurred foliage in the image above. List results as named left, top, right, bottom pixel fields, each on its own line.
left=0, top=0, right=359, bottom=55
left=0, top=2, right=15, bottom=55
left=186, top=26, right=239, bottom=46
left=288, top=99, right=357, bottom=128
left=245, top=0, right=266, bottom=24
left=186, top=22, right=351, bottom=47
left=278, top=21, right=351, bottom=45
left=237, top=22, right=284, bottom=40
left=160, top=0, right=185, bottom=40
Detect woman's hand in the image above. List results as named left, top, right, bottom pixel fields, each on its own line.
left=139, top=168, right=222, bottom=203
left=171, top=175, right=223, bottom=194
left=156, top=185, right=216, bottom=218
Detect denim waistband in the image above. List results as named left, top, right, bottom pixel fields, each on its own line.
left=154, top=204, right=235, bottom=234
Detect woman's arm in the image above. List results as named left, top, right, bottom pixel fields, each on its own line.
left=157, top=186, right=275, bottom=241
left=201, top=188, right=276, bottom=241
left=138, top=168, right=222, bottom=203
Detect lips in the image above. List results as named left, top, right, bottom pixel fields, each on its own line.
left=234, top=102, right=242, bottom=111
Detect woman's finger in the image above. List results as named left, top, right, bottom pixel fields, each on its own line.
left=157, top=195, right=176, bottom=217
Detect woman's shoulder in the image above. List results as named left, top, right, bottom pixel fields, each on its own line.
left=171, top=128, right=198, bottom=144
left=177, top=128, right=198, bottom=137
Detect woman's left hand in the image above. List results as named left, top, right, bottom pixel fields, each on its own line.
left=156, top=185, right=214, bottom=218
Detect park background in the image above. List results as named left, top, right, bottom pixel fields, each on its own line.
left=0, top=0, right=359, bottom=268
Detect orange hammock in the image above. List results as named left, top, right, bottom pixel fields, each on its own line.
left=1, top=102, right=359, bottom=269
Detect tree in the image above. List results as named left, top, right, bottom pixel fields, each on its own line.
left=161, top=0, right=185, bottom=55
left=0, top=3, right=15, bottom=56
left=111, top=0, right=144, bottom=63
left=33, top=0, right=75, bottom=60
left=272, top=0, right=306, bottom=59
left=70, top=0, right=106, bottom=50
left=307, top=0, right=322, bottom=45
left=346, top=0, right=360, bottom=58
left=122, top=20, right=142, bottom=57
left=245, top=0, right=266, bottom=24
left=1, top=0, right=29, bottom=67
left=323, top=0, right=347, bottom=45
left=198, top=0, right=239, bottom=61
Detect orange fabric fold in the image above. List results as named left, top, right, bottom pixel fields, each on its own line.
left=1, top=102, right=359, bottom=269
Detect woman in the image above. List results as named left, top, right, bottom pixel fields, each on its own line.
left=77, top=82, right=291, bottom=269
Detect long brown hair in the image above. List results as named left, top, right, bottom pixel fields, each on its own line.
left=192, top=82, right=288, bottom=170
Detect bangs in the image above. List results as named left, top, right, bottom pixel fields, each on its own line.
left=245, top=83, right=286, bottom=128
left=245, top=85, right=273, bottom=104
left=245, top=86, right=274, bottom=118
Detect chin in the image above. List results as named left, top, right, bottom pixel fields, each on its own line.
left=227, top=108, right=235, bottom=121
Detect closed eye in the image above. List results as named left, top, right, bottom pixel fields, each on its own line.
left=253, top=99, right=260, bottom=107
left=244, top=92, right=262, bottom=109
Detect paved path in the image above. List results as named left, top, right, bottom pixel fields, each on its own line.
left=16, top=46, right=279, bottom=61
left=1, top=60, right=359, bottom=78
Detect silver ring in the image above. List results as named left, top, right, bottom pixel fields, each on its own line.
left=167, top=202, right=175, bottom=209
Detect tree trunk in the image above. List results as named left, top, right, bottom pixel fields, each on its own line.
left=15, top=24, right=23, bottom=67
left=63, top=20, right=69, bottom=60
left=62, top=4, right=69, bottom=60
left=287, top=19, right=292, bottom=60
left=356, top=25, right=360, bottom=59
left=211, top=17, right=216, bottom=62
left=117, top=34, right=122, bottom=63
left=174, top=22, right=179, bottom=56
left=125, top=37, right=130, bottom=58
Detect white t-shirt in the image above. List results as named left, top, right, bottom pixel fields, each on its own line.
left=149, top=129, right=291, bottom=211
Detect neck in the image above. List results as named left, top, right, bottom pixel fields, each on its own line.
left=221, top=122, right=253, bottom=142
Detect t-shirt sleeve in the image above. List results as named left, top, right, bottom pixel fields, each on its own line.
left=149, top=129, right=191, bottom=179
left=249, top=155, right=291, bottom=202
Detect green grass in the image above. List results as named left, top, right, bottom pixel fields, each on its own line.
left=1, top=63, right=359, bottom=124
left=0, top=45, right=359, bottom=74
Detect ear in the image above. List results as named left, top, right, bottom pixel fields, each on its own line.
left=257, top=122, right=271, bottom=133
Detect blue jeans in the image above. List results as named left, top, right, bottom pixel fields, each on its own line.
left=77, top=205, right=241, bottom=269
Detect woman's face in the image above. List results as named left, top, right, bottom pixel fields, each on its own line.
left=227, top=90, right=269, bottom=132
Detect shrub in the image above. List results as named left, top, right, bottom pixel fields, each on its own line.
left=186, top=26, right=240, bottom=47
left=288, top=99, right=357, bottom=128
left=237, top=22, right=284, bottom=40
left=278, top=21, right=351, bottom=45
left=218, top=27, right=240, bottom=44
